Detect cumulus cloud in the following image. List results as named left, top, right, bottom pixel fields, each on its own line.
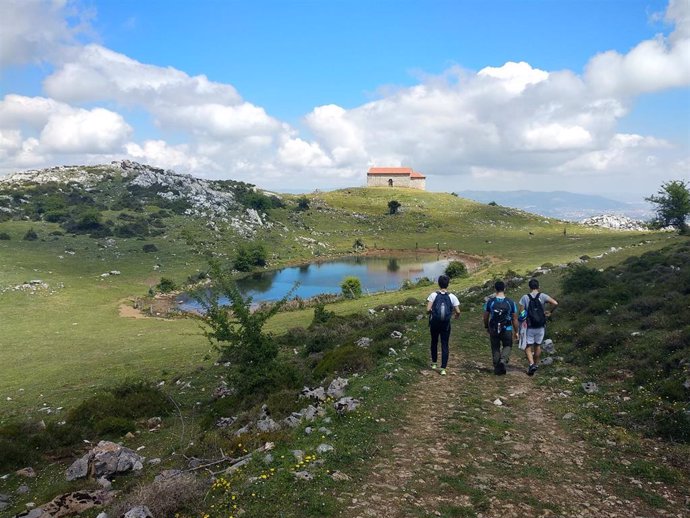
left=0, top=94, right=131, bottom=159
left=585, top=0, right=690, bottom=96
left=0, top=0, right=687, bottom=196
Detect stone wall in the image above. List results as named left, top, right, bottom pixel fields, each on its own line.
left=367, top=175, right=412, bottom=188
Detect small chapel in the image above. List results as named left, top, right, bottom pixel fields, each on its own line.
left=366, top=167, right=426, bottom=191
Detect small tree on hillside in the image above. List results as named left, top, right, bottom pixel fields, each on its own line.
left=341, top=276, right=362, bottom=299
left=23, top=228, right=38, bottom=241
left=296, top=196, right=310, bottom=211
left=646, top=180, right=690, bottom=234
left=445, top=260, right=468, bottom=279
left=388, top=200, right=401, bottom=215
left=195, top=261, right=297, bottom=396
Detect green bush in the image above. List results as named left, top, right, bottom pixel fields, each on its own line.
left=0, top=232, right=10, bottom=240
left=296, top=196, right=310, bottom=211
left=233, top=243, right=267, bottom=271
left=314, top=345, right=374, bottom=378
left=94, top=416, right=136, bottom=437
left=341, top=276, right=362, bottom=299
left=387, top=200, right=401, bottom=215
left=157, top=277, right=177, bottom=293
left=143, top=243, right=158, bottom=253
left=445, top=260, right=468, bottom=279
left=561, top=265, right=607, bottom=294
left=23, top=228, right=38, bottom=241
left=312, top=303, right=335, bottom=326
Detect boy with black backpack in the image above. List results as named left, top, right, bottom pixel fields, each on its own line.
left=427, top=275, right=461, bottom=376
left=519, top=278, right=558, bottom=376
left=483, top=280, right=519, bottom=375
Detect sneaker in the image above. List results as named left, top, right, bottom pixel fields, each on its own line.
left=431, top=363, right=438, bottom=370
left=440, top=369, right=447, bottom=376
left=527, top=364, right=537, bottom=376
left=497, top=361, right=507, bottom=375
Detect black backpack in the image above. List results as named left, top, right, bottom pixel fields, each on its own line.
left=430, top=292, right=453, bottom=324
left=526, top=293, right=546, bottom=328
left=488, top=297, right=512, bottom=335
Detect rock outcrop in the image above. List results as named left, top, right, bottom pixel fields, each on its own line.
left=65, top=441, right=144, bottom=481
left=580, top=214, right=646, bottom=231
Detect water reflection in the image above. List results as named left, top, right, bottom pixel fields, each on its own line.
left=178, top=254, right=452, bottom=311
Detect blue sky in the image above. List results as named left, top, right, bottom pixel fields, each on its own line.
left=0, top=0, right=688, bottom=199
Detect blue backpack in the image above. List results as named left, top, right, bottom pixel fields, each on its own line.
left=430, top=292, right=453, bottom=324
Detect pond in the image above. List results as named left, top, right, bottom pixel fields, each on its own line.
left=177, top=254, right=456, bottom=311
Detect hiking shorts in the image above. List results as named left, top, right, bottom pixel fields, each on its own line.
left=526, top=327, right=545, bottom=345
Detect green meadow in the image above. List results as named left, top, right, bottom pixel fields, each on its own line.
left=0, top=188, right=670, bottom=420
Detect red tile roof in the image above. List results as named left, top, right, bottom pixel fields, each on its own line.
left=367, top=167, right=411, bottom=175
left=410, top=171, right=426, bottom=179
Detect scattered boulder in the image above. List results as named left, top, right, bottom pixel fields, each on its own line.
left=293, top=471, right=313, bottom=481
left=334, top=397, right=360, bottom=414
left=282, top=412, right=303, bottom=428
left=330, top=471, right=351, bottom=481
left=212, top=383, right=233, bottom=399
left=146, top=417, right=162, bottom=430
left=542, top=339, right=555, bottom=354
left=493, top=398, right=503, bottom=406
left=302, top=405, right=325, bottom=422
left=388, top=348, right=398, bottom=356
left=318, top=427, right=332, bottom=436
left=540, top=357, right=554, bottom=366
left=300, top=386, right=326, bottom=402
left=16, top=485, right=29, bottom=495
left=216, top=416, right=237, bottom=428
left=123, top=505, right=153, bottom=518
left=582, top=382, right=599, bottom=394
left=14, top=490, right=113, bottom=518
left=390, top=331, right=403, bottom=339
left=16, top=467, right=36, bottom=478
left=316, top=443, right=334, bottom=454
left=234, top=424, right=251, bottom=437
left=65, top=441, right=144, bottom=481
left=256, top=416, right=280, bottom=433
left=563, top=413, right=576, bottom=420
left=355, top=337, right=372, bottom=348
left=326, top=377, right=349, bottom=399
left=154, top=470, right=181, bottom=483
left=292, top=450, right=305, bottom=462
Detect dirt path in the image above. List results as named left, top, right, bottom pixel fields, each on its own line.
left=344, top=329, right=689, bottom=518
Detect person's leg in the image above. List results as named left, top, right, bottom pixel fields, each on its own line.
left=430, top=325, right=440, bottom=367
left=490, top=334, right=501, bottom=373
left=533, top=344, right=542, bottom=365
left=500, top=331, right=512, bottom=372
left=525, top=344, right=535, bottom=366
left=440, top=325, right=451, bottom=369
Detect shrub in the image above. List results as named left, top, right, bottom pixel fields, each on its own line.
left=234, top=243, right=267, bottom=271
left=314, top=345, right=374, bottom=377
left=0, top=232, right=10, bottom=240
left=341, top=276, right=362, bottom=299
left=353, top=238, right=365, bottom=250
left=488, top=201, right=498, bottom=206
left=312, top=303, right=335, bottom=325
left=296, top=196, right=310, bottom=211
left=23, top=228, right=38, bottom=241
left=388, top=200, right=401, bottom=215
left=445, top=260, right=468, bottom=279
left=110, top=473, right=206, bottom=518
left=561, top=265, right=607, bottom=294
left=94, top=416, right=136, bottom=436
left=143, top=243, right=158, bottom=253
left=156, top=277, right=177, bottom=293
left=195, top=261, right=296, bottom=397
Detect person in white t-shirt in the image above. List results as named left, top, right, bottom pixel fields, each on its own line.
left=519, top=278, right=558, bottom=376
left=426, top=275, right=460, bottom=376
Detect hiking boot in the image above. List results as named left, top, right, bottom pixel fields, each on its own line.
left=497, top=361, right=507, bottom=375
left=440, top=369, right=447, bottom=376
left=431, top=363, right=438, bottom=370
left=527, top=364, right=537, bottom=376
left=493, top=364, right=500, bottom=375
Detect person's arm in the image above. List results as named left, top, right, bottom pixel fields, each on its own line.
left=427, top=300, right=433, bottom=313
left=545, top=295, right=558, bottom=317
left=512, top=302, right=519, bottom=338
left=483, top=309, right=490, bottom=332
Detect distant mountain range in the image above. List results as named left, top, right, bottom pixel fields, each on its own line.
left=456, top=190, right=653, bottom=221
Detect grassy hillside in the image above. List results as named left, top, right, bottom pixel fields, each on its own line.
left=0, top=180, right=671, bottom=420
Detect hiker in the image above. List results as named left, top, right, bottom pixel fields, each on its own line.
left=427, top=274, right=460, bottom=376
left=483, top=280, right=518, bottom=375
left=519, top=278, right=558, bottom=376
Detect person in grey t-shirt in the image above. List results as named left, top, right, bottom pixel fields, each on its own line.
left=519, top=278, right=558, bottom=376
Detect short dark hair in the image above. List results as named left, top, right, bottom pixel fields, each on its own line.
left=529, top=278, right=540, bottom=290
left=494, top=280, right=505, bottom=292
left=438, top=275, right=450, bottom=289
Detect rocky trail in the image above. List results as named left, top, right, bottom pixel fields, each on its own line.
left=343, top=327, right=689, bottom=518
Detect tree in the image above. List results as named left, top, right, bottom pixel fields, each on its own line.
left=195, top=260, right=297, bottom=396
left=445, top=260, right=468, bottom=279
left=340, top=276, right=362, bottom=299
left=388, top=200, right=401, bottom=215
left=296, top=196, right=310, bottom=211
left=646, top=180, right=690, bottom=233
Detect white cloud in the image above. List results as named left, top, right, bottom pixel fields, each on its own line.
left=0, top=0, right=89, bottom=67
left=277, top=138, right=333, bottom=167
left=585, top=0, right=690, bottom=96
left=125, top=140, right=212, bottom=172
left=41, top=108, right=131, bottom=153
left=522, top=123, right=593, bottom=151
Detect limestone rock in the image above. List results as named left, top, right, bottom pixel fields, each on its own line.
left=327, top=377, right=349, bottom=398
left=16, top=467, right=36, bottom=478
left=293, top=471, right=313, bottom=481
left=316, top=443, right=334, bottom=454
left=334, top=397, right=360, bottom=414
left=355, top=337, right=372, bottom=348
left=582, top=382, right=599, bottom=394
left=123, top=505, right=153, bottom=518
left=65, top=441, right=144, bottom=481
left=300, top=386, right=326, bottom=401
left=15, top=490, right=113, bottom=518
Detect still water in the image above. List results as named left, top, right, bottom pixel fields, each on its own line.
left=178, top=254, right=451, bottom=310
